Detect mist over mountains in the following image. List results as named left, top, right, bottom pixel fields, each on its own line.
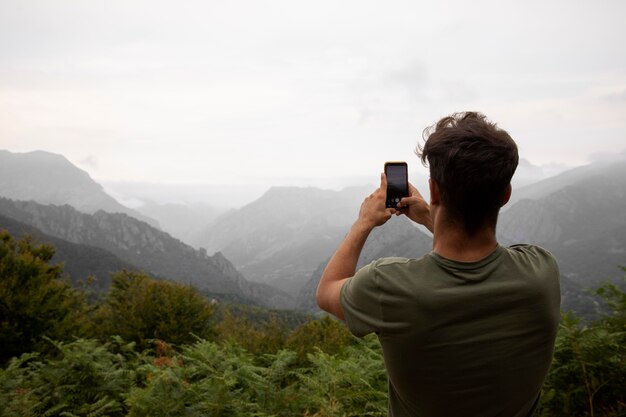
left=102, top=155, right=564, bottom=246
left=0, top=149, right=624, bottom=316
left=133, top=201, right=224, bottom=245
left=194, top=186, right=368, bottom=295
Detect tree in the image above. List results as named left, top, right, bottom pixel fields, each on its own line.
left=215, top=308, right=288, bottom=354
left=96, top=270, right=215, bottom=349
left=0, top=231, right=87, bottom=363
left=285, top=315, right=355, bottom=363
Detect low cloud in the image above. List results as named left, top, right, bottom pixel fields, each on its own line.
left=77, top=155, right=99, bottom=170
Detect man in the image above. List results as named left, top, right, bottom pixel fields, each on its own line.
left=316, top=112, right=561, bottom=417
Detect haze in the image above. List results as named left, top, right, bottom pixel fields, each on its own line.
left=1, top=0, right=625, bottom=203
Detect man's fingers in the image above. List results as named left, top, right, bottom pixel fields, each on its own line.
left=380, top=172, right=387, bottom=192
left=399, top=196, right=419, bottom=206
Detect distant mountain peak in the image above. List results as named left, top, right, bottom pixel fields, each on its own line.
left=0, top=149, right=86, bottom=171
left=0, top=149, right=158, bottom=227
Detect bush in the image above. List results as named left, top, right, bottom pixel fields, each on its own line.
left=296, top=335, right=387, bottom=417
left=126, top=339, right=298, bottom=417
left=95, top=270, right=216, bottom=349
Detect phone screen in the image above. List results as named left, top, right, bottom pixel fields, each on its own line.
left=385, top=162, right=408, bottom=208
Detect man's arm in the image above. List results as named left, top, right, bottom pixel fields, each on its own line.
left=316, top=173, right=395, bottom=319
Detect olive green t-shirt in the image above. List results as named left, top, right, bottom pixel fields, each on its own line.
left=340, top=244, right=560, bottom=417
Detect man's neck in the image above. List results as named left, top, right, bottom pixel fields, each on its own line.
left=432, top=221, right=498, bottom=262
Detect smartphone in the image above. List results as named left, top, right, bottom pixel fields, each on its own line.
left=384, top=161, right=409, bottom=208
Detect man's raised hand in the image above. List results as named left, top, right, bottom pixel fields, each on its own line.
left=398, top=182, right=433, bottom=232
left=355, top=173, right=395, bottom=230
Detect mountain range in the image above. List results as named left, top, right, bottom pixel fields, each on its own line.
left=193, top=186, right=368, bottom=296
left=498, top=159, right=626, bottom=288
left=1, top=149, right=624, bottom=317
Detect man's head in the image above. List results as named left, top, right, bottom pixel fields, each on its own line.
left=417, top=112, right=518, bottom=234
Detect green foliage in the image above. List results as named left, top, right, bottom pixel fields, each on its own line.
left=215, top=309, right=288, bottom=355
left=0, top=337, right=136, bottom=417
left=2, top=229, right=625, bottom=416
left=595, top=269, right=626, bottom=332
left=96, top=270, right=216, bottom=349
left=296, top=335, right=387, bottom=417
left=285, top=315, right=356, bottom=363
left=127, top=340, right=290, bottom=417
left=539, top=278, right=626, bottom=417
left=215, top=311, right=357, bottom=361
left=212, top=302, right=312, bottom=330
left=0, top=231, right=88, bottom=363
left=125, top=335, right=387, bottom=417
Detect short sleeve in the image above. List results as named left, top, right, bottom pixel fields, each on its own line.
left=340, top=261, right=385, bottom=337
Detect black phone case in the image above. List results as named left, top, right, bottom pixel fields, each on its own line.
left=385, top=162, right=408, bottom=208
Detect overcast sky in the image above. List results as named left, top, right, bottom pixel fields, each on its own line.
left=1, top=0, right=625, bottom=191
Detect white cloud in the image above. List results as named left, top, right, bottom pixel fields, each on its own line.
left=0, top=0, right=625, bottom=189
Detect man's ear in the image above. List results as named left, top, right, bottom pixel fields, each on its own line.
left=501, top=184, right=512, bottom=207
left=429, top=178, right=440, bottom=205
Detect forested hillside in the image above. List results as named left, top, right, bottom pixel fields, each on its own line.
left=0, top=213, right=133, bottom=292
left=1, top=150, right=624, bottom=318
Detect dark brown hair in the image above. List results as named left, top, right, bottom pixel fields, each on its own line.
left=417, top=112, right=518, bottom=234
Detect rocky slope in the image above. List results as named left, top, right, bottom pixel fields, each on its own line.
left=0, top=213, right=134, bottom=292
left=0, top=198, right=291, bottom=308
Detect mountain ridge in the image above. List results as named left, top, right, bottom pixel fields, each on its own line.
left=0, top=197, right=292, bottom=308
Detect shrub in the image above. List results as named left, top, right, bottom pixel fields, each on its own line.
left=296, top=334, right=387, bottom=417
left=539, top=277, right=626, bottom=417
left=0, top=337, right=136, bottom=417
left=127, top=340, right=283, bottom=417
